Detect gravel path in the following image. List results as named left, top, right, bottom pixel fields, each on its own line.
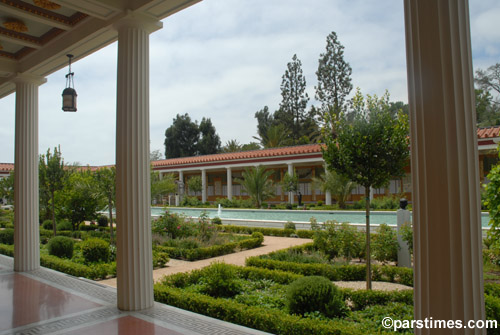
left=99, top=236, right=311, bottom=287
left=98, top=236, right=413, bottom=291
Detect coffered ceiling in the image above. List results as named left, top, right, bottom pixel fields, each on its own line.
left=0, top=0, right=200, bottom=98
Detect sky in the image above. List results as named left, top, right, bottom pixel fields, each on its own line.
left=0, top=0, right=499, bottom=166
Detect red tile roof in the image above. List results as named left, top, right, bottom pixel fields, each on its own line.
left=1, top=126, right=500, bottom=172
left=0, top=163, right=14, bottom=173
left=477, top=126, right=500, bottom=139
left=151, top=144, right=324, bottom=168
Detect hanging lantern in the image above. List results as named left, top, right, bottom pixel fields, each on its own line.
left=62, top=54, right=77, bottom=112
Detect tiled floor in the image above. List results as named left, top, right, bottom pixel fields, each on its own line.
left=0, top=256, right=270, bottom=335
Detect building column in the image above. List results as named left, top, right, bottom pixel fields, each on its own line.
left=404, top=0, right=485, bottom=332
left=176, top=171, right=184, bottom=206
left=287, top=163, right=294, bottom=204
left=114, top=13, right=162, bottom=311
left=13, top=74, right=45, bottom=272
left=226, top=167, right=232, bottom=200
left=325, top=191, right=332, bottom=206
left=201, top=169, right=207, bottom=203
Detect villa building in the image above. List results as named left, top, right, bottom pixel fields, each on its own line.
left=2, top=125, right=499, bottom=206
left=152, top=125, right=499, bottom=205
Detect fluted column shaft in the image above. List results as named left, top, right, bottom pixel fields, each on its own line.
left=226, top=167, right=232, bottom=200
left=201, top=169, right=207, bottom=203
left=287, top=163, right=294, bottom=204
left=404, top=0, right=485, bottom=333
left=13, top=74, right=45, bottom=272
left=115, top=14, right=161, bottom=311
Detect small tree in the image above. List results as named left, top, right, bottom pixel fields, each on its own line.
left=322, top=89, right=410, bottom=289
left=39, top=146, right=66, bottom=236
left=187, top=176, right=202, bottom=196
left=0, top=171, right=14, bottom=205
left=236, top=166, right=275, bottom=208
left=151, top=170, right=176, bottom=205
left=281, top=171, right=298, bottom=203
left=94, top=167, right=116, bottom=243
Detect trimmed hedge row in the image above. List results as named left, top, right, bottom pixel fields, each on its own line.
left=0, top=228, right=14, bottom=244
left=0, top=243, right=14, bottom=256
left=158, top=235, right=264, bottom=261
left=154, top=285, right=360, bottom=335
left=343, top=288, right=413, bottom=311
left=217, top=225, right=314, bottom=239
left=246, top=257, right=414, bottom=286
left=40, top=254, right=116, bottom=280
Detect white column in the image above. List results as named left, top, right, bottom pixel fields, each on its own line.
left=287, top=163, right=294, bottom=204
left=325, top=191, right=332, bottom=206
left=404, top=0, right=485, bottom=332
left=226, top=167, right=232, bottom=200
left=115, top=14, right=162, bottom=311
left=175, top=171, right=183, bottom=206
left=201, top=169, right=207, bottom=203
left=13, top=74, right=45, bottom=272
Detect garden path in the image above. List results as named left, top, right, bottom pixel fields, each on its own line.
left=99, top=236, right=312, bottom=287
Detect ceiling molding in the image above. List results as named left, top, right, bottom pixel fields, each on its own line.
left=0, top=1, right=72, bottom=30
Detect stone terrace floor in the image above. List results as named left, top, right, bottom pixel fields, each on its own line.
left=0, top=255, right=270, bottom=335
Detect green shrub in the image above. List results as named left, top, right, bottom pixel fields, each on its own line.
left=0, top=243, right=14, bottom=256
left=56, top=220, right=72, bottom=231
left=47, top=236, right=74, bottom=259
left=399, top=221, right=413, bottom=255
left=80, top=238, right=110, bottom=263
left=152, top=248, right=170, bottom=268
left=286, top=276, right=347, bottom=318
left=251, top=231, right=264, bottom=242
left=372, top=223, right=398, bottom=263
left=211, top=217, right=222, bottom=225
left=40, top=254, right=116, bottom=280
left=343, top=288, right=413, bottom=310
left=246, top=257, right=414, bottom=286
left=200, top=262, right=242, bottom=298
left=42, top=219, right=53, bottom=230
left=97, top=215, right=108, bottom=227
left=284, top=221, right=296, bottom=230
left=0, top=228, right=14, bottom=245
left=286, top=203, right=293, bottom=210
left=78, top=222, right=98, bottom=231
left=485, top=294, right=500, bottom=335
left=152, top=211, right=194, bottom=239
left=181, top=196, right=203, bottom=207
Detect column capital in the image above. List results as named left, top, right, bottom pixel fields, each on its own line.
left=12, top=73, right=46, bottom=86
left=114, top=11, right=163, bottom=34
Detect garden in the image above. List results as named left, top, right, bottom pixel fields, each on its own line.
left=153, top=221, right=500, bottom=335
left=0, top=208, right=265, bottom=279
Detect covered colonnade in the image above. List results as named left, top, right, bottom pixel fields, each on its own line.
left=1, top=0, right=486, bottom=332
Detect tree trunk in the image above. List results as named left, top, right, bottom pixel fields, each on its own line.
left=108, top=198, right=114, bottom=244
left=51, top=191, right=56, bottom=237
left=365, top=187, right=372, bottom=290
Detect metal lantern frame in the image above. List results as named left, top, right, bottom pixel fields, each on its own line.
left=62, top=54, right=77, bottom=112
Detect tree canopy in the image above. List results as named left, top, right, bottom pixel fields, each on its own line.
left=315, top=31, right=353, bottom=124
left=475, top=63, right=500, bottom=126
left=164, top=114, right=222, bottom=158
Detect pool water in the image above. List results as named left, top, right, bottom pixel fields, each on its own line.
left=151, top=207, right=491, bottom=228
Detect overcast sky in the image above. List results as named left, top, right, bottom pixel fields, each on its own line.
left=0, top=0, right=499, bottom=166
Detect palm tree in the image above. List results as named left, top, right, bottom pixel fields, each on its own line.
left=253, top=124, right=290, bottom=148
left=221, top=139, right=242, bottom=153
left=313, top=170, right=356, bottom=208
left=236, top=166, right=275, bottom=208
